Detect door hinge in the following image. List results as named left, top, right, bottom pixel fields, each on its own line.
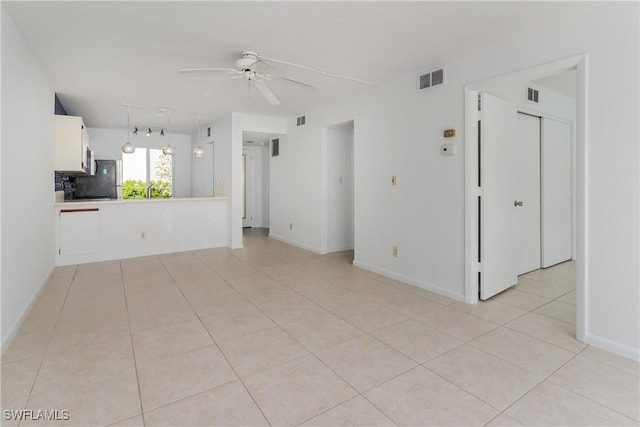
left=58, top=248, right=61, bottom=255
left=477, top=93, right=482, bottom=111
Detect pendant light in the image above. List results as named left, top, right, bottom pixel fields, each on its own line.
left=122, top=106, right=136, bottom=153
left=162, top=110, right=175, bottom=155
left=193, top=113, right=204, bottom=158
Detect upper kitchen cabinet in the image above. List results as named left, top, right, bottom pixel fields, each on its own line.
left=53, top=114, right=93, bottom=174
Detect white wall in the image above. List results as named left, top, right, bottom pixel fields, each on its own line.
left=212, top=114, right=232, bottom=199
left=326, top=122, right=354, bottom=252
left=268, top=3, right=639, bottom=358
left=1, top=12, right=55, bottom=350
left=88, top=127, right=192, bottom=198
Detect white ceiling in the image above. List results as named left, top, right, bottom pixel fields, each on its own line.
left=4, top=1, right=594, bottom=133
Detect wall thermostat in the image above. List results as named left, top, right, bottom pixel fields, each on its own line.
left=441, top=143, right=456, bottom=156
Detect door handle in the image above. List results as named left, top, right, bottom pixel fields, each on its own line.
left=514, top=200, right=524, bottom=207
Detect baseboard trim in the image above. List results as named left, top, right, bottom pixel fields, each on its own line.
left=584, top=332, right=640, bottom=361
left=1, top=265, right=55, bottom=355
left=268, top=233, right=323, bottom=254
left=353, top=260, right=465, bottom=302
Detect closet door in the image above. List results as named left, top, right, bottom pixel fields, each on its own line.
left=541, top=118, right=572, bottom=267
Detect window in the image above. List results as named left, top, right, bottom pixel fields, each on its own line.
left=122, top=148, right=173, bottom=199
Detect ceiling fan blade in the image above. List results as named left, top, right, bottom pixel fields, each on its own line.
left=271, top=75, right=316, bottom=93
left=178, top=68, right=237, bottom=73
left=253, top=79, right=280, bottom=105
left=257, top=55, right=380, bottom=87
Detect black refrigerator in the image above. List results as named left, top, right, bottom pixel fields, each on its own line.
left=73, top=160, right=122, bottom=200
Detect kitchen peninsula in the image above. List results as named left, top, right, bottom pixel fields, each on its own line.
left=54, top=197, right=229, bottom=266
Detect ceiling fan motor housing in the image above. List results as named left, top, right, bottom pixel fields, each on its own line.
left=236, top=51, right=259, bottom=69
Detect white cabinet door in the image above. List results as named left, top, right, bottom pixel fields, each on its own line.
left=542, top=118, right=572, bottom=267
left=60, top=209, right=99, bottom=255
left=480, top=93, right=520, bottom=300
left=53, top=115, right=87, bottom=173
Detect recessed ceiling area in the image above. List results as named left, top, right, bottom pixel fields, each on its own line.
left=243, top=131, right=278, bottom=148
left=3, top=1, right=597, bottom=132
left=533, top=69, right=577, bottom=98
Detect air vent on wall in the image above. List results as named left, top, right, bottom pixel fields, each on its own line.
left=296, top=115, right=306, bottom=126
left=418, top=66, right=446, bottom=91
left=527, top=87, right=539, bottom=103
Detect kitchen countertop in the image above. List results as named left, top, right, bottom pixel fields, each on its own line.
left=55, top=196, right=229, bottom=207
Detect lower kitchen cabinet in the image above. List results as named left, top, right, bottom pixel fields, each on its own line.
left=59, top=208, right=99, bottom=256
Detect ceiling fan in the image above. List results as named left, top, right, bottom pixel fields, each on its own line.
left=178, top=51, right=379, bottom=106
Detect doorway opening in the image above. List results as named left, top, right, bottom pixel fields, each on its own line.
left=465, top=56, right=585, bottom=341
left=324, top=120, right=355, bottom=261
left=242, top=131, right=276, bottom=232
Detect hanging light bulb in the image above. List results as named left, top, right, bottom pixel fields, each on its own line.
left=160, top=128, right=165, bottom=137
left=132, top=127, right=138, bottom=135
left=146, top=128, right=153, bottom=136
left=162, top=144, right=175, bottom=155
left=193, top=113, right=204, bottom=158
left=122, top=106, right=136, bottom=154
left=162, top=110, right=174, bottom=155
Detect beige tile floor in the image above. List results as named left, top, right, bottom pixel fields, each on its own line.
left=1, top=228, right=638, bottom=426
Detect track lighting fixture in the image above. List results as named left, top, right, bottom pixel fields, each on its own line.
left=122, top=103, right=204, bottom=158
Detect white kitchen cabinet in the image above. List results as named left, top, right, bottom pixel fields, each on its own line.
left=59, top=208, right=99, bottom=255
left=53, top=114, right=91, bottom=173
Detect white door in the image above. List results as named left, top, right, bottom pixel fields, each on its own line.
left=542, top=118, right=572, bottom=267
left=480, top=93, right=520, bottom=299
left=515, top=113, right=541, bottom=274
left=242, top=152, right=253, bottom=228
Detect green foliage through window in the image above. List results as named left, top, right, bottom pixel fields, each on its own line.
left=122, top=180, right=172, bottom=199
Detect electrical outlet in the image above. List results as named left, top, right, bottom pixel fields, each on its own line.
left=391, top=176, right=398, bottom=186
left=289, top=223, right=293, bottom=230
left=392, top=245, right=399, bottom=257
left=140, top=231, right=146, bottom=239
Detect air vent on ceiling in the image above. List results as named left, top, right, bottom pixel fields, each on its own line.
left=296, top=115, right=306, bottom=126
left=527, top=87, right=540, bottom=103
left=418, top=66, right=446, bottom=92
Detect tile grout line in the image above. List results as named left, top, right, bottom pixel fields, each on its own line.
left=195, top=245, right=417, bottom=426
left=120, top=259, right=148, bottom=427
left=156, top=253, right=274, bottom=426
left=21, top=264, right=78, bottom=415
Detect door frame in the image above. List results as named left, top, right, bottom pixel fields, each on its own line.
left=464, top=55, right=587, bottom=342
